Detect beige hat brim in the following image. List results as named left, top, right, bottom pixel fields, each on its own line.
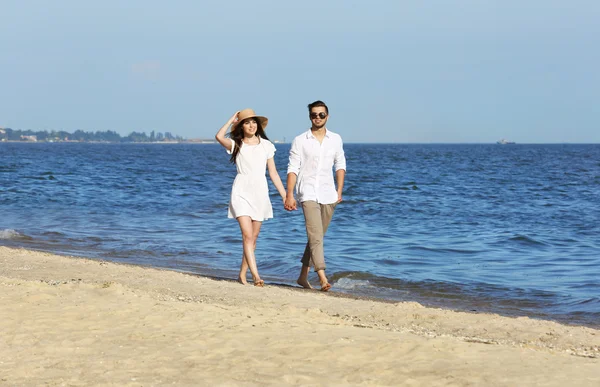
left=232, top=109, right=269, bottom=131
left=233, top=116, right=268, bottom=131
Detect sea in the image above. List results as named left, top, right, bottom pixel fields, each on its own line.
left=1, top=142, right=599, bottom=328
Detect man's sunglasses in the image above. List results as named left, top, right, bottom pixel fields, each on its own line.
left=310, top=112, right=328, bottom=119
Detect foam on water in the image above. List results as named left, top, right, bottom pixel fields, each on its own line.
left=333, top=277, right=373, bottom=290
left=0, top=229, right=26, bottom=240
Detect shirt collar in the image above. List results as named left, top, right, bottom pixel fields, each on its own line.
left=306, top=128, right=329, bottom=139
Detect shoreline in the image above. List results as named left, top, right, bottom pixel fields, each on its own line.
left=1, top=246, right=599, bottom=385
left=2, top=240, right=598, bottom=330
left=185, top=272, right=599, bottom=330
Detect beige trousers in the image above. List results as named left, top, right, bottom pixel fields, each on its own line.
left=300, top=201, right=337, bottom=271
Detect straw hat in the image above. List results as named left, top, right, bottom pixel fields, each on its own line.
left=232, top=108, right=269, bottom=131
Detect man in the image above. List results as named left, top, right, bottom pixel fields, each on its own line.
left=284, top=100, right=346, bottom=291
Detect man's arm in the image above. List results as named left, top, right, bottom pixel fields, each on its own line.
left=336, top=169, right=345, bottom=203
left=285, top=138, right=301, bottom=211
left=334, top=137, right=347, bottom=203
left=285, top=173, right=298, bottom=210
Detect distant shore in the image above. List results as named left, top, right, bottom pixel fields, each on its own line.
left=0, top=140, right=289, bottom=144
left=1, top=246, right=598, bottom=386
left=0, top=139, right=217, bottom=144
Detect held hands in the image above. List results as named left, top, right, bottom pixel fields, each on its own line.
left=284, top=195, right=297, bottom=211
left=337, top=192, right=343, bottom=203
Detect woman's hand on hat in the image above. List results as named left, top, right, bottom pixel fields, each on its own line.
left=229, top=111, right=240, bottom=127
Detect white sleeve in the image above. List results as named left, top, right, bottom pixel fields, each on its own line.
left=226, top=140, right=235, bottom=155
left=267, top=141, right=276, bottom=159
left=287, top=138, right=301, bottom=175
left=334, top=137, right=346, bottom=171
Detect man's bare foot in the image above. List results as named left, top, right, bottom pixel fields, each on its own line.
left=320, top=282, right=332, bottom=292
left=237, top=276, right=248, bottom=285
left=297, top=278, right=313, bottom=289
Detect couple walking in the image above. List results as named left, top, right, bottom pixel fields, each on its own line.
left=214, top=100, right=346, bottom=291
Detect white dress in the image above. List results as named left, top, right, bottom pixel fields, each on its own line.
left=227, top=139, right=276, bottom=221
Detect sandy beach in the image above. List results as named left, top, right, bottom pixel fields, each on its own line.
left=1, top=246, right=598, bottom=386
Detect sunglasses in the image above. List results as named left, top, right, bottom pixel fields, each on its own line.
left=310, top=112, right=328, bottom=119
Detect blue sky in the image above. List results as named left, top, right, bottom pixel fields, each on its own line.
left=1, top=1, right=598, bottom=143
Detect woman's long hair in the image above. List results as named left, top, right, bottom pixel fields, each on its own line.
left=228, top=118, right=270, bottom=164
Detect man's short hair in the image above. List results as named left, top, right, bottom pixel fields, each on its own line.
left=308, top=100, right=329, bottom=114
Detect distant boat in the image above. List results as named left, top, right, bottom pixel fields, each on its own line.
left=496, top=138, right=515, bottom=144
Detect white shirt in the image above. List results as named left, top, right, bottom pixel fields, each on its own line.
left=287, top=128, right=346, bottom=204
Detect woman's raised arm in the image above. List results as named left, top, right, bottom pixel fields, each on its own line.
left=214, top=111, right=239, bottom=151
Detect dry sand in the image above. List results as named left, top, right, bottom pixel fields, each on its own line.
left=1, top=246, right=598, bottom=386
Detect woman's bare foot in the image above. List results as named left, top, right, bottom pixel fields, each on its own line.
left=297, top=278, right=313, bottom=289
left=237, top=276, right=248, bottom=285
left=253, top=279, right=265, bottom=287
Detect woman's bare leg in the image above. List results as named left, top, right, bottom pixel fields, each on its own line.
left=238, top=255, right=249, bottom=284
left=237, top=216, right=263, bottom=286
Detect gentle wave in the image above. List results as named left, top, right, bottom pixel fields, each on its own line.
left=405, top=246, right=485, bottom=255
left=334, top=277, right=373, bottom=290
left=328, top=270, right=600, bottom=327
left=508, top=234, right=549, bottom=246
left=0, top=229, right=31, bottom=240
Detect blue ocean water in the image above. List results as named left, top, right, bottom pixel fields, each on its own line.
left=1, top=142, right=599, bottom=327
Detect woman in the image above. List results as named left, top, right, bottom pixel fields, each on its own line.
left=215, top=108, right=286, bottom=286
